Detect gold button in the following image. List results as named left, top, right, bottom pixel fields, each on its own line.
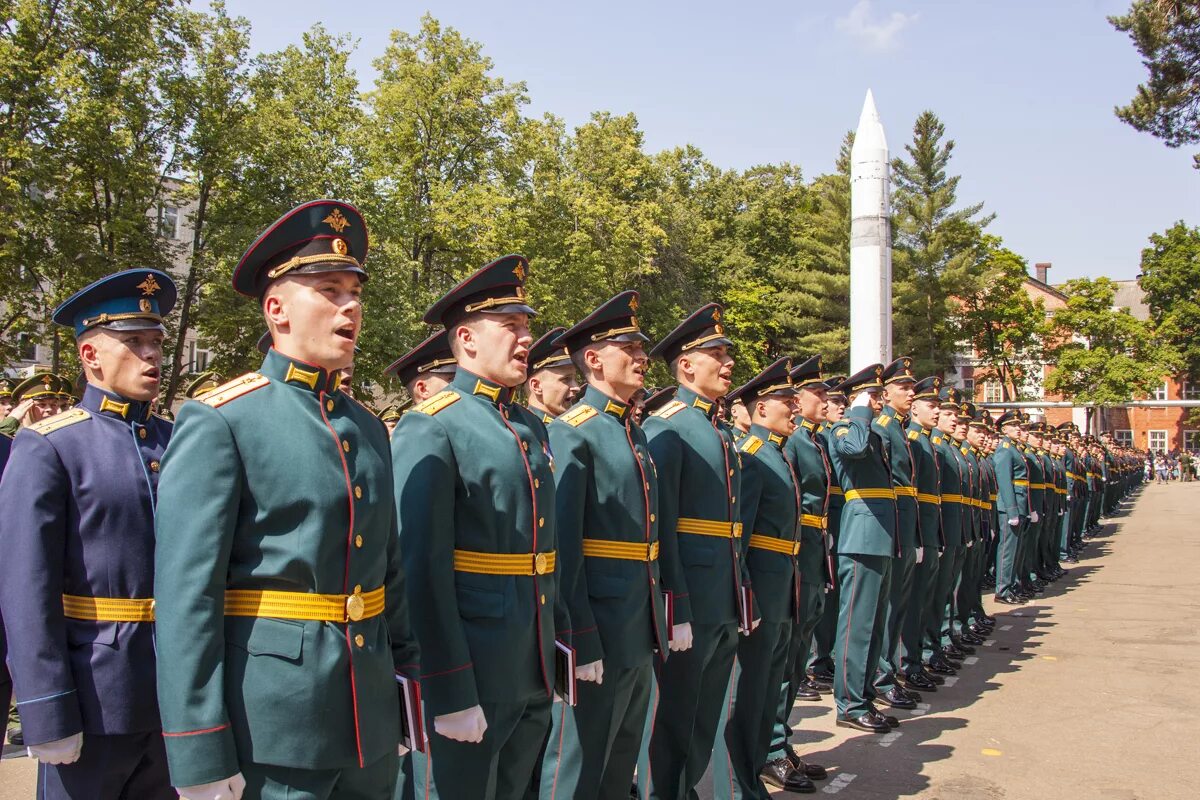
left=326, top=400, right=335, bottom=412
left=355, top=535, right=363, bottom=548
left=650, top=514, right=656, bottom=522
left=342, top=440, right=350, bottom=453
left=139, top=429, right=147, bottom=439
left=354, top=486, right=362, bottom=499
left=354, top=584, right=362, bottom=594
left=731, top=496, right=736, bottom=504
left=150, top=461, right=160, bottom=472
left=729, top=469, right=734, bottom=477
left=540, top=594, right=547, bottom=605
left=534, top=479, right=540, bottom=489
left=538, top=517, right=545, bottom=528
left=354, top=634, right=365, bottom=647
left=644, top=482, right=650, bottom=491
left=522, top=441, right=529, bottom=451
left=651, top=578, right=656, bottom=586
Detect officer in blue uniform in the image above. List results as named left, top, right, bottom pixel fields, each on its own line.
left=0, top=268, right=178, bottom=799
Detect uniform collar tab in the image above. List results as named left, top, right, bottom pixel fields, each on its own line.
left=262, top=350, right=339, bottom=394
left=677, top=386, right=716, bottom=418
left=82, top=384, right=150, bottom=421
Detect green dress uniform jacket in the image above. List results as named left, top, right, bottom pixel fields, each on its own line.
left=786, top=419, right=832, bottom=586
left=737, top=425, right=801, bottom=624
left=906, top=423, right=943, bottom=550
left=992, top=437, right=1029, bottom=519
left=549, top=386, right=668, bottom=668
left=930, top=432, right=965, bottom=548
left=960, top=444, right=981, bottom=544
left=391, top=368, right=558, bottom=717
left=827, top=406, right=897, bottom=559
left=873, top=406, right=919, bottom=548
left=154, top=351, right=420, bottom=788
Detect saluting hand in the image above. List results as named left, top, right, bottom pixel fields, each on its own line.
left=177, top=773, right=246, bottom=800
left=669, top=622, right=694, bottom=652
left=576, top=660, right=604, bottom=685
left=26, top=732, right=82, bottom=765
left=435, top=705, right=488, bottom=743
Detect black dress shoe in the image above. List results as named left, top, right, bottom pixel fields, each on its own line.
left=784, top=749, right=829, bottom=780
left=874, top=688, right=917, bottom=709
left=796, top=683, right=822, bottom=701
left=961, top=632, right=985, bottom=646
left=809, top=671, right=834, bottom=686
left=802, top=677, right=829, bottom=694
left=837, top=714, right=890, bottom=733
left=950, top=638, right=976, bottom=654
left=969, top=623, right=991, bottom=636
left=760, top=758, right=816, bottom=792
left=941, top=645, right=966, bottom=661
left=927, top=656, right=957, bottom=675
left=868, top=709, right=900, bottom=728
left=979, top=613, right=996, bottom=624
left=904, top=671, right=937, bottom=691
left=6, top=727, right=23, bottom=746
left=921, top=668, right=945, bottom=685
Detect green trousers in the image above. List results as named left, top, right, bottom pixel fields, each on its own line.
left=767, top=576, right=825, bottom=761
left=875, top=547, right=916, bottom=694
left=900, top=549, right=939, bottom=676
left=927, top=545, right=963, bottom=655
left=995, top=514, right=1022, bottom=596
left=244, top=751, right=399, bottom=800
left=645, top=620, right=739, bottom=800
left=833, top=554, right=891, bottom=719
left=566, top=662, right=653, bottom=800
left=424, top=696, right=551, bottom=800
left=712, top=619, right=792, bottom=800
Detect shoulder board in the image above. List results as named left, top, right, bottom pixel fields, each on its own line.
left=28, top=408, right=90, bottom=435
left=652, top=400, right=687, bottom=419
left=876, top=414, right=890, bottom=427
left=907, top=430, right=919, bottom=440
left=931, top=434, right=943, bottom=444
left=560, top=405, right=598, bottom=427
left=202, top=373, right=270, bottom=408
left=836, top=427, right=850, bottom=437
left=412, top=389, right=461, bottom=416
left=740, top=435, right=764, bottom=454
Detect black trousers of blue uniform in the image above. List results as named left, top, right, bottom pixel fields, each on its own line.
left=36, top=731, right=175, bottom=800
left=427, top=695, right=551, bottom=800
left=647, top=620, right=738, bottom=800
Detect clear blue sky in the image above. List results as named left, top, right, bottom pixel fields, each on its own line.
left=218, top=0, right=1198, bottom=282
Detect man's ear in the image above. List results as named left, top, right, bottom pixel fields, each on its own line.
left=263, top=289, right=288, bottom=329
left=78, top=338, right=102, bottom=372
left=527, top=374, right=542, bottom=399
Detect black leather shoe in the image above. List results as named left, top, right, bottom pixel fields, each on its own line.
left=979, top=613, right=996, bottom=624
left=784, top=749, right=828, bottom=780
left=874, top=688, right=917, bottom=709
left=969, top=623, right=991, bottom=636
left=868, top=708, right=900, bottom=728
left=836, top=714, right=890, bottom=733
left=927, top=656, right=957, bottom=675
left=922, top=668, right=945, bottom=684
left=803, top=677, right=830, bottom=693
left=904, top=671, right=937, bottom=691
left=961, top=632, right=985, bottom=646
left=6, top=727, right=23, bottom=746
left=950, top=638, right=976, bottom=654
left=809, top=670, right=834, bottom=686
left=760, top=758, right=815, bottom=792
left=796, top=683, right=822, bottom=701
left=994, top=593, right=1022, bottom=605
left=941, top=645, right=966, bottom=661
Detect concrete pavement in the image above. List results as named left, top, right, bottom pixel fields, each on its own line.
left=2, top=482, right=1193, bottom=798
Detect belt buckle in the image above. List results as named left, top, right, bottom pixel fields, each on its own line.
left=345, top=592, right=365, bottom=622
left=534, top=552, right=550, bottom=575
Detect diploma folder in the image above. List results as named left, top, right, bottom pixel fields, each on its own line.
left=395, top=674, right=427, bottom=753
left=555, top=639, right=578, bottom=707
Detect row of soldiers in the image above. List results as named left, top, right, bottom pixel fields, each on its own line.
left=0, top=200, right=1140, bottom=800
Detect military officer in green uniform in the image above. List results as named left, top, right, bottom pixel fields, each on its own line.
left=183, top=371, right=223, bottom=402
left=762, top=356, right=833, bottom=791
left=542, top=291, right=666, bottom=800
left=386, top=330, right=457, bottom=407
left=925, top=388, right=966, bottom=674
left=1019, top=421, right=1047, bottom=597
left=641, top=304, right=745, bottom=799
left=808, top=376, right=847, bottom=687
left=827, top=365, right=897, bottom=733
left=392, top=255, right=559, bottom=800
left=525, top=327, right=578, bottom=427
left=727, top=396, right=751, bottom=442
left=992, top=411, right=1029, bottom=604
left=899, top=377, right=944, bottom=691
left=154, top=201, right=421, bottom=800
left=377, top=405, right=402, bottom=436
left=871, top=357, right=922, bottom=711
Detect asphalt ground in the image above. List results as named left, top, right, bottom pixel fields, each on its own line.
left=2, top=482, right=1192, bottom=799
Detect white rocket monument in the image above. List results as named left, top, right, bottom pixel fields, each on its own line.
left=849, top=89, right=893, bottom=370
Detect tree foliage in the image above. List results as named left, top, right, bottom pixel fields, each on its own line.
left=1137, top=220, right=1200, bottom=377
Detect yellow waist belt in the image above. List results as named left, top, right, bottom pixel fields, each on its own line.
left=982, top=501, right=993, bottom=510
left=917, top=492, right=942, bottom=505
left=1013, top=479, right=1030, bottom=487
left=677, top=517, right=743, bottom=538
left=828, top=487, right=844, bottom=496
left=893, top=486, right=918, bottom=497
left=799, top=513, right=828, bottom=529
left=990, top=493, right=999, bottom=501
left=582, top=539, right=659, bottom=562
left=62, top=595, right=155, bottom=623
left=940, top=493, right=965, bottom=504
left=844, top=488, right=896, bottom=502
left=748, top=533, right=801, bottom=556
left=453, top=550, right=557, bottom=576
left=225, top=585, right=385, bottom=623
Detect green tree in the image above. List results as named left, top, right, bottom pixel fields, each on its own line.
left=955, top=238, right=1047, bottom=399
left=891, top=111, right=993, bottom=376
left=1045, top=277, right=1179, bottom=430
left=1110, top=1, right=1200, bottom=169
left=1137, top=221, right=1200, bottom=379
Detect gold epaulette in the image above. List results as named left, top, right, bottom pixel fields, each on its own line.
left=560, top=405, right=598, bottom=427
left=931, top=434, right=943, bottom=444
left=28, top=408, right=90, bottom=435
left=202, top=373, right=269, bottom=408
left=740, top=435, right=764, bottom=454
left=876, top=414, right=891, bottom=427
left=652, top=400, right=687, bottom=419
left=907, top=430, right=919, bottom=440
left=413, top=389, right=460, bottom=416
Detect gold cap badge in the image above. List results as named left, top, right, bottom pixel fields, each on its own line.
left=137, top=274, right=161, bottom=296
left=323, top=209, right=350, bottom=233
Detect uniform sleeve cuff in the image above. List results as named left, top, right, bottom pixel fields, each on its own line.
left=162, top=724, right=239, bottom=789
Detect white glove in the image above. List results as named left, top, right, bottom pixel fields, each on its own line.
left=434, top=705, right=488, bottom=743
left=741, top=617, right=762, bottom=636
left=27, top=732, right=82, bottom=765
left=398, top=743, right=410, bottom=756
left=576, top=659, right=604, bottom=685
left=1059, top=510, right=1065, bottom=517
left=966, top=540, right=974, bottom=549
left=1030, top=511, right=1040, bottom=523
left=1007, top=517, right=1020, bottom=528
left=178, top=774, right=246, bottom=800
left=914, top=547, right=924, bottom=564
left=669, top=622, right=694, bottom=652
left=851, top=391, right=872, bottom=409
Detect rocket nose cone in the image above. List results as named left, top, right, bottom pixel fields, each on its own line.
left=853, top=88, right=888, bottom=152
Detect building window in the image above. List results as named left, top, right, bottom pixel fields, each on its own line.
left=962, top=378, right=974, bottom=396
left=1152, top=381, right=1169, bottom=401
left=1184, top=379, right=1200, bottom=401
left=159, top=205, right=180, bottom=240
left=984, top=380, right=1004, bottom=403
left=1185, top=431, right=1200, bottom=452
left=16, top=333, right=37, bottom=362
left=187, top=339, right=211, bottom=372
left=1114, top=429, right=1133, bottom=447
left=1148, top=430, right=1168, bottom=452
